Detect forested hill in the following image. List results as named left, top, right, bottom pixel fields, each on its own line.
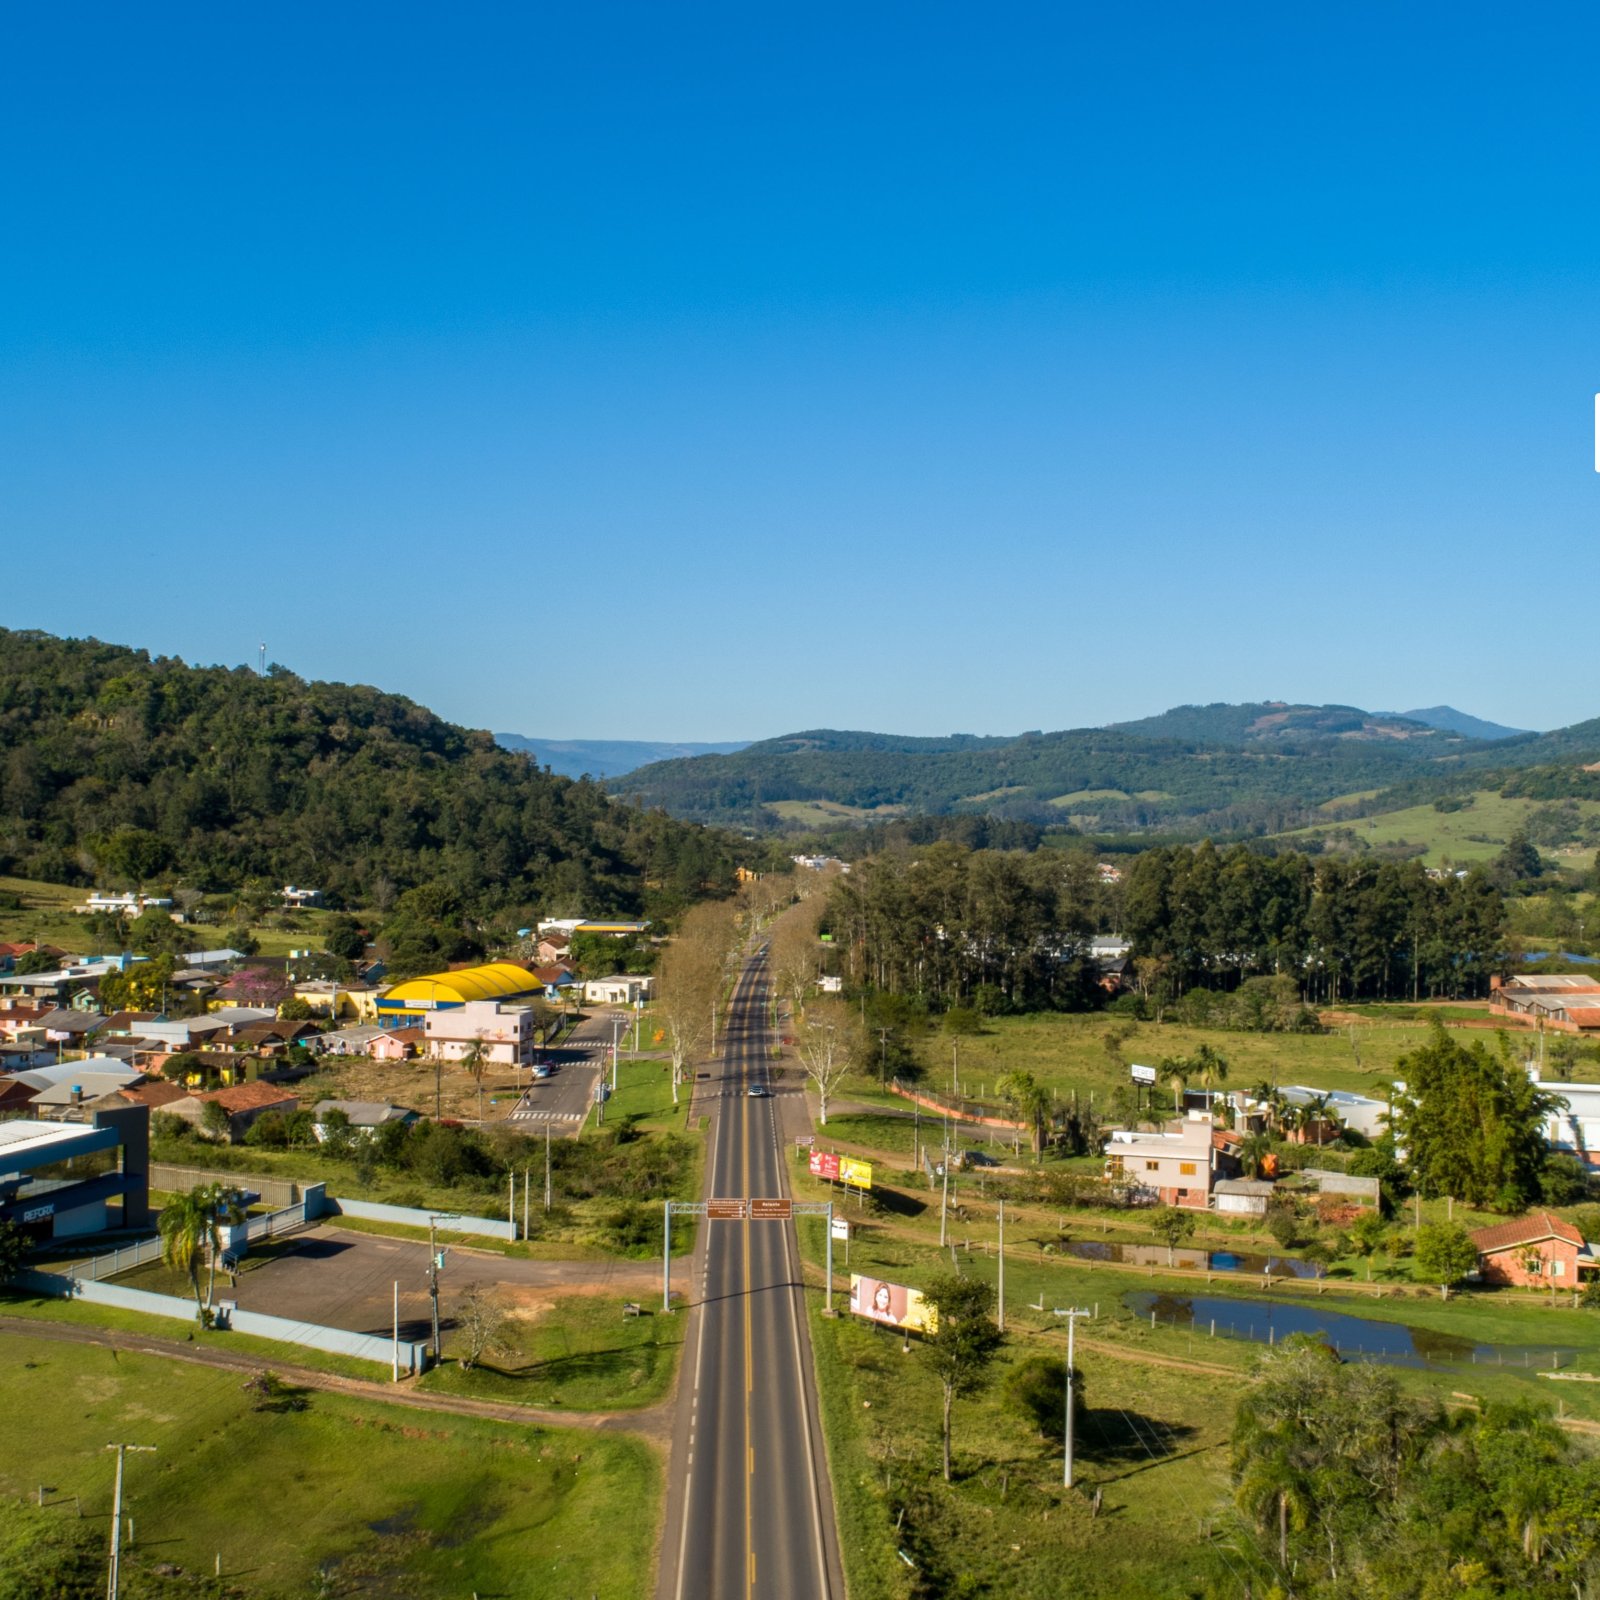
left=0, top=628, right=740, bottom=918
left=611, top=701, right=1600, bottom=835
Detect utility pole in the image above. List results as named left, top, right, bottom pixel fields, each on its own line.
left=939, top=1137, right=951, bottom=1248
left=997, top=1200, right=1005, bottom=1332
left=544, top=1122, right=552, bottom=1211
left=426, top=1215, right=454, bottom=1362
left=611, top=1014, right=622, bottom=1091
left=522, top=1167, right=529, bottom=1240
left=104, top=1443, right=155, bottom=1600
left=1053, top=1308, right=1093, bottom=1488
left=710, top=997, right=717, bottom=1054
left=392, top=1281, right=399, bottom=1382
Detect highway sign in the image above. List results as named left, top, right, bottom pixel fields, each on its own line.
left=750, top=1198, right=792, bottom=1220
left=831, top=1216, right=850, bottom=1241
left=708, top=1198, right=746, bottom=1220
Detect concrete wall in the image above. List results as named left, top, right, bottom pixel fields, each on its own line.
left=150, top=1163, right=302, bottom=1207
left=16, top=1268, right=429, bottom=1374
left=325, top=1195, right=514, bottom=1241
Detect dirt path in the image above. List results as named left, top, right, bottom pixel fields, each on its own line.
left=0, top=1314, right=674, bottom=1442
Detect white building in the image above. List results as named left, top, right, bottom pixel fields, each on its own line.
left=1529, top=1075, right=1600, bottom=1168
left=582, top=975, right=654, bottom=1006
left=423, top=1000, right=536, bottom=1067
left=1104, top=1113, right=1225, bottom=1209
left=75, top=892, right=173, bottom=916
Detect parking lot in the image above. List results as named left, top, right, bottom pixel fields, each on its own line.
left=119, top=1224, right=659, bottom=1342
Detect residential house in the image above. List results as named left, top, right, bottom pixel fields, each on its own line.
left=535, top=933, right=572, bottom=966
left=1278, top=1085, right=1390, bottom=1142
left=167, top=1081, right=299, bottom=1142
left=291, top=979, right=378, bottom=1020
left=1470, top=1211, right=1595, bottom=1288
left=317, top=1023, right=387, bottom=1056
left=1531, top=1075, right=1600, bottom=1168
left=0, top=1077, right=40, bottom=1117
left=35, top=1009, right=107, bottom=1048
left=531, top=965, right=578, bottom=1001
left=227, top=1019, right=321, bottom=1054
left=1103, top=1113, right=1231, bottom=1209
left=422, top=1001, right=536, bottom=1067
left=369, top=1026, right=425, bottom=1061
left=74, top=892, right=173, bottom=916
left=311, top=1099, right=418, bottom=1140
left=280, top=885, right=323, bottom=908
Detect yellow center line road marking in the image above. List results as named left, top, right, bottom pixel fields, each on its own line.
left=742, top=1058, right=754, bottom=1600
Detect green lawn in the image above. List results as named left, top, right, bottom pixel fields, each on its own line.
left=421, top=1292, right=682, bottom=1410
left=907, top=1010, right=1436, bottom=1109
left=0, top=1333, right=658, bottom=1599
left=1279, top=788, right=1600, bottom=869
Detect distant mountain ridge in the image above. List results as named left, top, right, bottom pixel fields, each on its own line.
left=608, top=700, right=1598, bottom=836
left=1381, top=705, right=1533, bottom=742
left=496, top=733, right=752, bottom=781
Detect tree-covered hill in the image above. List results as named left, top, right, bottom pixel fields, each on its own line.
left=610, top=702, right=1600, bottom=836
left=0, top=627, right=741, bottom=918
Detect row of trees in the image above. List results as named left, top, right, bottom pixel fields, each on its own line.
left=825, top=839, right=1511, bottom=1015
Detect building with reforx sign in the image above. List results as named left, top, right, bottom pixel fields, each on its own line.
left=0, top=1105, right=150, bottom=1243
left=374, top=962, right=544, bottom=1026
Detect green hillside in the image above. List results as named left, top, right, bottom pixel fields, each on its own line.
left=0, top=627, right=740, bottom=920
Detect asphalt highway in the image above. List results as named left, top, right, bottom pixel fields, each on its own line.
left=658, top=954, right=844, bottom=1600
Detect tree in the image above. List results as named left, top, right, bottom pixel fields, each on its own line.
left=160, top=1051, right=202, bottom=1085
left=919, top=1274, right=1003, bottom=1482
left=1236, top=1130, right=1275, bottom=1179
left=795, top=998, right=855, bottom=1126
left=278, top=996, right=314, bottom=1021
left=158, top=1182, right=246, bottom=1322
left=454, top=1285, right=512, bottom=1371
left=198, top=1099, right=232, bottom=1141
left=1349, top=1210, right=1389, bottom=1280
left=1150, top=1205, right=1197, bottom=1265
left=1162, top=1057, right=1190, bottom=1117
left=1393, top=1026, right=1560, bottom=1209
left=1190, top=1042, right=1229, bottom=1100
left=0, top=1220, right=27, bottom=1284
left=997, top=1070, right=1054, bottom=1158
left=1003, top=1353, right=1083, bottom=1443
left=323, top=914, right=366, bottom=962
left=459, top=1035, right=490, bottom=1122
left=656, top=901, right=734, bottom=1105
left=1413, top=1221, right=1479, bottom=1300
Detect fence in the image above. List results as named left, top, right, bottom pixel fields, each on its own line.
left=15, top=1267, right=430, bottom=1375
left=889, top=1078, right=1026, bottom=1131
left=70, top=1235, right=168, bottom=1281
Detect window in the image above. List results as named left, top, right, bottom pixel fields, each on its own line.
left=1179, top=1162, right=1197, bottom=1176
left=1555, top=1259, right=1566, bottom=1278
left=1145, top=1160, right=1159, bottom=1172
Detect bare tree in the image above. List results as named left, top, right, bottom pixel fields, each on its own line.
left=657, top=901, right=739, bottom=1103
left=454, top=1285, right=512, bottom=1371
left=771, top=892, right=828, bottom=1017
left=796, top=997, right=856, bottom=1126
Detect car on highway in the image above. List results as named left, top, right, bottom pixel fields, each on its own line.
left=532, top=1065, right=552, bottom=1079
left=746, top=1083, right=769, bottom=1097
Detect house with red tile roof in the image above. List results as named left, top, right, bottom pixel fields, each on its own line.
left=1469, top=1210, right=1594, bottom=1289
left=168, top=1080, right=298, bottom=1142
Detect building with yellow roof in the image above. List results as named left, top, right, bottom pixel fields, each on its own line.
left=375, top=961, right=541, bottom=1023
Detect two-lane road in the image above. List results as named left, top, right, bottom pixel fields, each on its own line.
left=659, top=955, right=843, bottom=1600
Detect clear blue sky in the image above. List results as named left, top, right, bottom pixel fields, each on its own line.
left=3, top=4, right=1597, bottom=740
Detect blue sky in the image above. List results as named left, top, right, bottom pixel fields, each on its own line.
left=3, top=4, right=1597, bottom=739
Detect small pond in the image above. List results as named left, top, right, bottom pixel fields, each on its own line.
left=1125, top=1289, right=1583, bottom=1371
left=1061, top=1237, right=1323, bottom=1279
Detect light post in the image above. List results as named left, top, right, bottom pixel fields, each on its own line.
left=610, top=1014, right=622, bottom=1092
left=427, top=1214, right=459, bottom=1362
left=104, top=1443, right=156, bottom=1600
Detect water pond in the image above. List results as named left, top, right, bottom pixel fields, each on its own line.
left=1061, top=1237, right=1323, bottom=1280
left=1125, top=1289, right=1582, bottom=1371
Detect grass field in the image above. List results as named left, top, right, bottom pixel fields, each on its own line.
left=764, top=799, right=906, bottom=826
left=421, top=1291, right=682, bottom=1410
left=0, top=1333, right=658, bottom=1599
left=1280, top=788, right=1600, bottom=869
left=903, top=1009, right=1449, bottom=1109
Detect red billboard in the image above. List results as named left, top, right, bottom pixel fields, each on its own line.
left=808, top=1150, right=841, bottom=1181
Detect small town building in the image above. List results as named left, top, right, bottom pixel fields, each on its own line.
left=1212, top=1177, right=1275, bottom=1217
left=369, top=1026, right=425, bottom=1061
left=1532, top=1074, right=1600, bottom=1167
left=582, top=975, right=654, bottom=1006
left=1490, top=975, right=1600, bottom=1033
left=422, top=1000, right=536, bottom=1068
left=377, top=962, right=546, bottom=1024
left=312, top=1100, right=418, bottom=1139
left=1104, top=1113, right=1230, bottom=1209
left=1470, top=1211, right=1595, bottom=1288
left=0, top=1105, right=151, bottom=1241
left=167, top=1082, right=299, bottom=1142
left=316, top=1023, right=387, bottom=1056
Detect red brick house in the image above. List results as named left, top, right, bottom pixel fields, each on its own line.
left=1470, top=1211, right=1593, bottom=1289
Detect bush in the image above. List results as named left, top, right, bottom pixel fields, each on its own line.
left=1539, top=1153, right=1591, bottom=1207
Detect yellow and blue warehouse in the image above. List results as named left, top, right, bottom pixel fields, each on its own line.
left=376, top=962, right=541, bottom=1022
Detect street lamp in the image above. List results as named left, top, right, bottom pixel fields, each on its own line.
left=1052, top=1306, right=1093, bottom=1488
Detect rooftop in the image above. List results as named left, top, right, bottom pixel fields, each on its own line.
left=1470, top=1210, right=1585, bottom=1254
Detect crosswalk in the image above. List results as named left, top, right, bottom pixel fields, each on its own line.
left=508, top=1105, right=585, bottom=1124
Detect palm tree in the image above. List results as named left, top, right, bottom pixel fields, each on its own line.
left=997, top=1070, right=1054, bottom=1159
left=1162, top=1057, right=1190, bottom=1119
left=159, top=1182, right=244, bottom=1323
left=1236, top=1131, right=1274, bottom=1179
left=1302, top=1091, right=1338, bottom=1148
left=460, top=1034, right=489, bottom=1123
left=1191, top=1043, right=1229, bottom=1110
left=1236, top=1447, right=1311, bottom=1573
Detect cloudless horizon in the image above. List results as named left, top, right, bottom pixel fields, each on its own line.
left=3, top=4, right=1598, bottom=740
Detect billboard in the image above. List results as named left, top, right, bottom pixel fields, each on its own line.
left=850, top=1274, right=935, bottom=1334
left=1129, top=1063, right=1157, bottom=1085
left=809, top=1150, right=874, bottom=1190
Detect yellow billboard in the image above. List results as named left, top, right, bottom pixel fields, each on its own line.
left=850, top=1274, right=935, bottom=1334
left=840, top=1156, right=873, bottom=1191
